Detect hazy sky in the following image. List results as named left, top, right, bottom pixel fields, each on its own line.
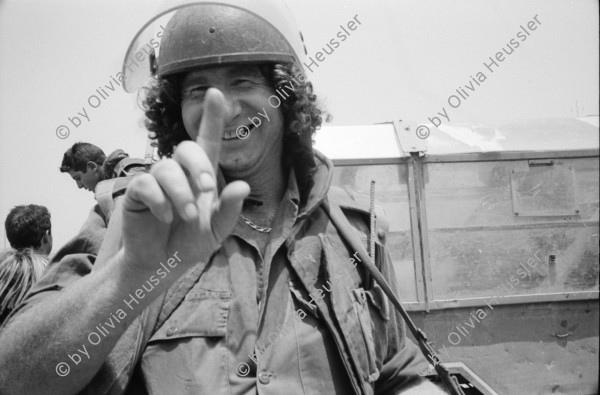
left=0, top=0, right=598, bottom=250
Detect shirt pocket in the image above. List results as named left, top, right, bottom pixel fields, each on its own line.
left=141, top=290, right=231, bottom=395
left=150, top=289, right=230, bottom=340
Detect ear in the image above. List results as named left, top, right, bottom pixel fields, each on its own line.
left=87, top=161, right=98, bottom=171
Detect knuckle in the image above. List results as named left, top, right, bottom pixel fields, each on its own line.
left=176, top=140, right=197, bottom=151
left=151, top=159, right=181, bottom=179
left=151, top=158, right=176, bottom=172
left=173, top=141, right=199, bottom=159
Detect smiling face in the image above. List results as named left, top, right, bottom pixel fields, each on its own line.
left=180, top=65, right=285, bottom=176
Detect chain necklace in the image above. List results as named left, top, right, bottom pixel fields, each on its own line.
left=240, top=215, right=272, bottom=233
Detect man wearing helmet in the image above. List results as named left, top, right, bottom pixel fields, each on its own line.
left=0, top=2, right=445, bottom=394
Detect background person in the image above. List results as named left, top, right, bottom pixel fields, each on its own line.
left=0, top=248, right=47, bottom=326
left=51, top=143, right=146, bottom=263
left=60, top=142, right=107, bottom=193
left=4, top=204, right=52, bottom=257
left=60, top=142, right=144, bottom=194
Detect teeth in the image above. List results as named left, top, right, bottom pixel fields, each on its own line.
left=223, top=123, right=254, bottom=140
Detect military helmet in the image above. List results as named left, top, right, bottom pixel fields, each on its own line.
left=122, top=0, right=307, bottom=92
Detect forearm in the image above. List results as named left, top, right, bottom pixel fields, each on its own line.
left=0, top=250, right=166, bottom=395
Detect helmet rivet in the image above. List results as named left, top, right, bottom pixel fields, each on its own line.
left=209, top=27, right=216, bottom=33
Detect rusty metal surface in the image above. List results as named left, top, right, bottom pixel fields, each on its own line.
left=409, top=300, right=599, bottom=394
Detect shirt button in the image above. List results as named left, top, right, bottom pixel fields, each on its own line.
left=166, top=327, right=178, bottom=337
left=258, top=372, right=270, bottom=385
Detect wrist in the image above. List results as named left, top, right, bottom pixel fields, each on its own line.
left=116, top=248, right=185, bottom=295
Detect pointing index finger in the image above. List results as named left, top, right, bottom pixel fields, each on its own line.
left=197, top=88, right=226, bottom=173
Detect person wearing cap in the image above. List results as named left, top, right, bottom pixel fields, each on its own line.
left=0, top=2, right=445, bottom=394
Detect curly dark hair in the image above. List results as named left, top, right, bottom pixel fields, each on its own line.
left=4, top=205, right=51, bottom=250
left=141, top=63, right=322, bottom=201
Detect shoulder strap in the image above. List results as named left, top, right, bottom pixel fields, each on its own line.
left=95, top=180, right=117, bottom=225
left=113, top=158, right=146, bottom=178
left=95, top=177, right=138, bottom=225
left=327, top=187, right=389, bottom=236
left=324, top=190, right=465, bottom=395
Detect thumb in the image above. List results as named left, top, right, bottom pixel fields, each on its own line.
left=210, top=181, right=250, bottom=242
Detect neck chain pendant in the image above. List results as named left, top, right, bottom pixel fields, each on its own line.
left=240, top=215, right=272, bottom=233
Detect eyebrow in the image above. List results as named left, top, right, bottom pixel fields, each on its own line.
left=182, top=75, right=209, bottom=87
left=228, top=66, right=264, bottom=79
left=182, top=66, right=265, bottom=88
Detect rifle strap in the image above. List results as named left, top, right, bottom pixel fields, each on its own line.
left=323, top=193, right=465, bottom=395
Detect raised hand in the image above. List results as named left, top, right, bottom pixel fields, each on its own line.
left=121, top=88, right=250, bottom=278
